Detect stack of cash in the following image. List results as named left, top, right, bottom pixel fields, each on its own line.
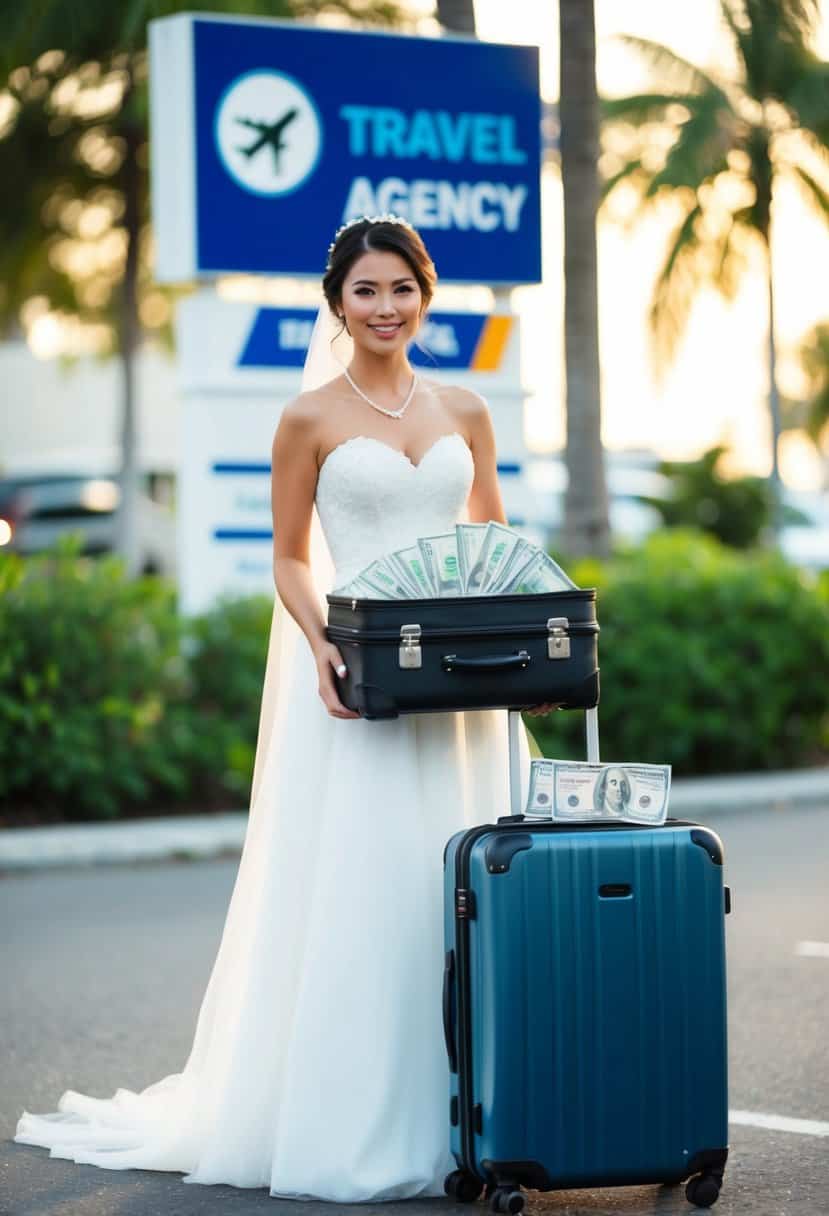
left=336, top=522, right=576, bottom=599
left=524, top=759, right=671, bottom=826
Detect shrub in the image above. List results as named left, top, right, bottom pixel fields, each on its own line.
left=183, top=594, right=273, bottom=801
left=0, top=538, right=192, bottom=819
left=525, top=530, right=829, bottom=776
left=0, top=538, right=271, bottom=821
left=642, top=445, right=774, bottom=548
left=3, top=532, right=827, bottom=821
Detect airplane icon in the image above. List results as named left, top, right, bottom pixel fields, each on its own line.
left=236, top=109, right=299, bottom=174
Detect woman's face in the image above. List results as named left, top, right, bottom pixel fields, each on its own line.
left=338, top=249, right=423, bottom=355
left=605, top=769, right=626, bottom=809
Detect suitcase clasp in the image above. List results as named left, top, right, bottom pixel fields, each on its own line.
left=399, top=623, right=422, bottom=669
left=547, top=616, right=570, bottom=659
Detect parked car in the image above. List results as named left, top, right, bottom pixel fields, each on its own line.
left=0, top=473, right=177, bottom=575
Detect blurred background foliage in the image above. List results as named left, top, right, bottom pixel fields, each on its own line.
left=2, top=533, right=827, bottom=823
left=642, top=443, right=775, bottom=548
left=528, top=528, right=829, bottom=776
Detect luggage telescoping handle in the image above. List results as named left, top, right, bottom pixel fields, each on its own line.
left=507, top=707, right=600, bottom=817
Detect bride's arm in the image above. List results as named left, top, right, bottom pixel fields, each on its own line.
left=271, top=400, right=360, bottom=720
left=462, top=391, right=508, bottom=525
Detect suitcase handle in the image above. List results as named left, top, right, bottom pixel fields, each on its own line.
left=442, top=950, right=458, bottom=1073
left=442, top=650, right=531, bottom=673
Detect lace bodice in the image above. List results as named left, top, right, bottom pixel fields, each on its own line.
left=315, top=432, right=474, bottom=590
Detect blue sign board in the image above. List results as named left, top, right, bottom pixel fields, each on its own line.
left=150, top=16, right=541, bottom=284
left=236, top=308, right=514, bottom=371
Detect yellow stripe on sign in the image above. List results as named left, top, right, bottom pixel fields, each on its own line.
left=471, top=315, right=513, bottom=371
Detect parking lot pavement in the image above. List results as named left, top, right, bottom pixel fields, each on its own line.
left=2, top=802, right=828, bottom=1215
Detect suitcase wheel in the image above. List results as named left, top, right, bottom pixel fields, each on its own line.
left=489, top=1186, right=525, bottom=1214
left=685, top=1172, right=721, bottom=1208
left=443, top=1169, right=483, bottom=1203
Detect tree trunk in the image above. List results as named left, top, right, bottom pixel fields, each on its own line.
left=559, top=0, right=610, bottom=557
left=765, top=238, right=783, bottom=532
left=436, top=0, right=476, bottom=34
left=116, top=73, right=141, bottom=577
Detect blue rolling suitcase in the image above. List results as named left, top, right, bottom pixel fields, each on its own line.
left=443, top=709, right=731, bottom=1211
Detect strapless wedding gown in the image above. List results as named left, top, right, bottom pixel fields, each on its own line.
left=15, top=431, right=532, bottom=1202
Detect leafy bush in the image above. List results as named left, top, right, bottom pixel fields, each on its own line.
left=0, top=538, right=271, bottom=822
left=525, top=530, right=829, bottom=776
left=642, top=445, right=774, bottom=548
left=0, top=538, right=191, bottom=820
left=3, top=532, right=827, bottom=821
left=184, top=594, right=273, bottom=801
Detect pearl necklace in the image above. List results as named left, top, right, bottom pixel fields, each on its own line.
left=344, top=367, right=418, bottom=419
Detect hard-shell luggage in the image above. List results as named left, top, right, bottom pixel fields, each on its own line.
left=442, top=709, right=731, bottom=1211
left=326, top=589, right=599, bottom=718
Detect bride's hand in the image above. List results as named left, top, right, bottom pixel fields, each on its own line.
left=525, top=703, right=562, bottom=716
left=316, top=643, right=361, bottom=719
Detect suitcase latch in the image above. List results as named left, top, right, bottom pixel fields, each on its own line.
left=547, top=616, right=570, bottom=659
left=399, top=623, right=422, bottom=669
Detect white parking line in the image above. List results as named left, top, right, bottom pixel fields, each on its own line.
left=795, top=940, right=829, bottom=958
left=730, top=1110, right=829, bottom=1137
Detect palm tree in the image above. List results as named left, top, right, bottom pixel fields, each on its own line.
left=559, top=0, right=611, bottom=556
left=0, top=0, right=404, bottom=576
left=786, top=320, right=829, bottom=482
left=601, top=0, right=829, bottom=521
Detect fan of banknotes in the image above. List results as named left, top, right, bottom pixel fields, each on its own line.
left=336, top=521, right=577, bottom=600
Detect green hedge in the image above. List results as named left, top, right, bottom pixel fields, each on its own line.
left=0, top=538, right=270, bottom=822
left=527, top=530, right=829, bottom=774
left=1, top=531, right=827, bottom=822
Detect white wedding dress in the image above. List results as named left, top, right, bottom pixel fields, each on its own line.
left=15, top=429, right=532, bottom=1202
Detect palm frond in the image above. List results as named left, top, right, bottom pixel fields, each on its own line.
left=786, top=59, right=829, bottom=143
left=644, top=89, right=736, bottom=198
left=789, top=162, right=829, bottom=220
left=648, top=202, right=705, bottom=372
left=797, top=320, right=829, bottom=441
left=599, top=156, right=646, bottom=202
left=614, top=34, right=729, bottom=100
left=601, top=93, right=693, bottom=127
left=721, top=0, right=822, bottom=106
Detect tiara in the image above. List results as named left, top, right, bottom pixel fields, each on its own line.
left=325, top=212, right=416, bottom=268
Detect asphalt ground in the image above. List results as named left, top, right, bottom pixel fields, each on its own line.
left=2, top=803, right=827, bottom=1215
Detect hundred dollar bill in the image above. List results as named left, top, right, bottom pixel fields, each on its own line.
left=485, top=538, right=535, bottom=594
left=336, top=574, right=389, bottom=599
left=549, top=760, right=671, bottom=825
left=455, top=523, right=489, bottom=594
left=387, top=545, right=436, bottom=598
left=498, top=549, right=576, bottom=595
left=360, top=558, right=420, bottom=600
left=418, top=533, right=463, bottom=597
left=524, top=759, right=555, bottom=818
left=469, top=523, right=525, bottom=594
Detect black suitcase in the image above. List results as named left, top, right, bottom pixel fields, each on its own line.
left=325, top=589, right=600, bottom=719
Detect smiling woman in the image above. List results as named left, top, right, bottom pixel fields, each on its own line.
left=13, top=214, right=543, bottom=1204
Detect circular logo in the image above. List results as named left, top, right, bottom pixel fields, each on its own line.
left=214, top=70, right=321, bottom=197
left=568, top=794, right=579, bottom=807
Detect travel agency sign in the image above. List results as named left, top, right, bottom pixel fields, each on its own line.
left=148, top=15, right=541, bottom=284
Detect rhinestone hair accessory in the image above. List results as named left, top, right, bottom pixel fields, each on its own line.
left=325, top=212, right=416, bottom=268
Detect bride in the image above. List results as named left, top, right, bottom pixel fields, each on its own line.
left=14, top=215, right=555, bottom=1202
